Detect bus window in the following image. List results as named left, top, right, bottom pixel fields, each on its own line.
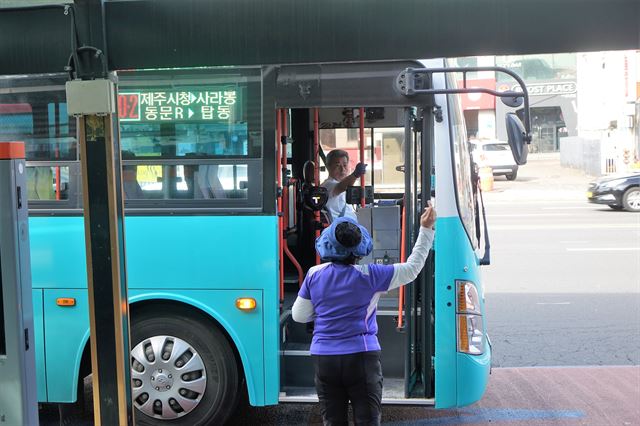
left=117, top=70, right=263, bottom=208
left=0, top=102, right=33, bottom=137
left=446, top=73, right=478, bottom=249
left=375, top=128, right=405, bottom=193
left=319, top=126, right=407, bottom=194
left=0, top=102, right=77, bottom=162
left=1, top=91, right=79, bottom=210
left=122, top=161, right=252, bottom=202
left=26, top=165, right=70, bottom=201
left=120, top=122, right=253, bottom=159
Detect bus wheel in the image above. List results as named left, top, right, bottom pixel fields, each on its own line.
left=131, top=310, right=239, bottom=425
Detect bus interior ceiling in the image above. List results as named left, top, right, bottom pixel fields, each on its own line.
left=279, top=105, right=434, bottom=401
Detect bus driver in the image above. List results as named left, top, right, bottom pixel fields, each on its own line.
left=322, top=149, right=367, bottom=222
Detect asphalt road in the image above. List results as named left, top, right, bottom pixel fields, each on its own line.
left=486, top=293, right=640, bottom=367
left=481, top=154, right=640, bottom=367
left=482, top=199, right=640, bottom=294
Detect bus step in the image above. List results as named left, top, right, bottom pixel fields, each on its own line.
left=282, top=318, right=313, bottom=345
left=281, top=342, right=314, bottom=388
left=282, top=342, right=311, bottom=356
left=279, top=382, right=435, bottom=405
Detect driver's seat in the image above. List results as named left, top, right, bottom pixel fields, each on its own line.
left=301, top=160, right=328, bottom=214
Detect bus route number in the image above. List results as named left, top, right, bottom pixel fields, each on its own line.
left=118, top=94, right=140, bottom=120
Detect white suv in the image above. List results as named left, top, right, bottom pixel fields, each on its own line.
left=470, top=140, right=519, bottom=181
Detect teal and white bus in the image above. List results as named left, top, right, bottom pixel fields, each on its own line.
left=0, top=59, right=529, bottom=425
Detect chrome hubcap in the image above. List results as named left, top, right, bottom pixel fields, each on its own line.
left=150, top=369, right=174, bottom=392
left=131, top=335, right=207, bottom=419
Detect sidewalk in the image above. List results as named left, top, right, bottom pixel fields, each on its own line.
left=222, top=366, right=640, bottom=425
left=482, top=153, right=595, bottom=202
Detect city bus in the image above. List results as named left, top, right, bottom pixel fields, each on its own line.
left=0, top=59, right=529, bottom=425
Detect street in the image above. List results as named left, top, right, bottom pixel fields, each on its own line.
left=482, top=154, right=640, bottom=367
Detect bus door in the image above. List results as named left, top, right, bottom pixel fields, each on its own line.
left=273, top=60, right=531, bottom=406
left=402, top=103, right=437, bottom=399
left=274, top=61, right=438, bottom=404
left=401, top=61, right=531, bottom=408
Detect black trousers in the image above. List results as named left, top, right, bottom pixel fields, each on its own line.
left=312, top=351, right=383, bottom=426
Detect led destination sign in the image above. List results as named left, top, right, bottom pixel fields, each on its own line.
left=118, top=87, right=241, bottom=123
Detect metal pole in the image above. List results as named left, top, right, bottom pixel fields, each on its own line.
left=69, top=78, right=134, bottom=425
left=276, top=109, right=284, bottom=300
left=313, top=108, right=321, bottom=265
left=403, top=107, right=414, bottom=397
left=421, top=106, right=434, bottom=398
left=359, top=107, right=365, bottom=207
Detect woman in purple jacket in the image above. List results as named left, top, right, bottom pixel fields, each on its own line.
left=292, top=205, right=436, bottom=425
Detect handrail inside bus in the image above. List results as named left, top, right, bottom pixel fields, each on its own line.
left=313, top=108, right=321, bottom=265
left=359, top=107, right=365, bottom=208
left=280, top=109, right=304, bottom=287
left=276, top=109, right=284, bottom=301
left=397, top=198, right=406, bottom=329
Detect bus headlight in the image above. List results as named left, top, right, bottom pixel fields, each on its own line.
left=457, top=314, right=485, bottom=355
left=456, top=280, right=481, bottom=314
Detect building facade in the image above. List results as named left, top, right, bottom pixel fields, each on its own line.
left=457, top=51, right=639, bottom=174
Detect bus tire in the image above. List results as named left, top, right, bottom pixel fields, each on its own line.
left=132, top=309, right=239, bottom=426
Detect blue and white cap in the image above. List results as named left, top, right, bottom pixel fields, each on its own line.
left=315, top=217, right=373, bottom=261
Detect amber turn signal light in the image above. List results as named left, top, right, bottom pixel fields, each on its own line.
left=235, top=298, right=257, bottom=311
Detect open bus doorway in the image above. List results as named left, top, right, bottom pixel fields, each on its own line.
left=275, top=59, right=531, bottom=408
left=279, top=102, right=435, bottom=403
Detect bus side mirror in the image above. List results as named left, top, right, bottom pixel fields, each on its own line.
left=505, top=113, right=528, bottom=165
left=500, top=92, right=524, bottom=108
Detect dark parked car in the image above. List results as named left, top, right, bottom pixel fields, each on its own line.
left=587, top=172, right=640, bottom=212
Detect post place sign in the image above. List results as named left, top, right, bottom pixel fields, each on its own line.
left=498, top=81, right=577, bottom=97
left=118, top=87, right=241, bottom=123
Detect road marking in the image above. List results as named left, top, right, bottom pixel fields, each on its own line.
left=390, top=408, right=585, bottom=425
left=566, top=247, right=640, bottom=252
left=541, top=206, right=600, bottom=210
left=492, top=223, right=639, bottom=230
left=536, top=302, right=571, bottom=305
left=486, top=201, right=585, bottom=206
left=488, top=213, right=573, bottom=217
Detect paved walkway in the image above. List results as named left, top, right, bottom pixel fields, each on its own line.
left=380, top=366, right=640, bottom=426
left=482, top=153, right=595, bottom=202
left=227, top=366, right=640, bottom=425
